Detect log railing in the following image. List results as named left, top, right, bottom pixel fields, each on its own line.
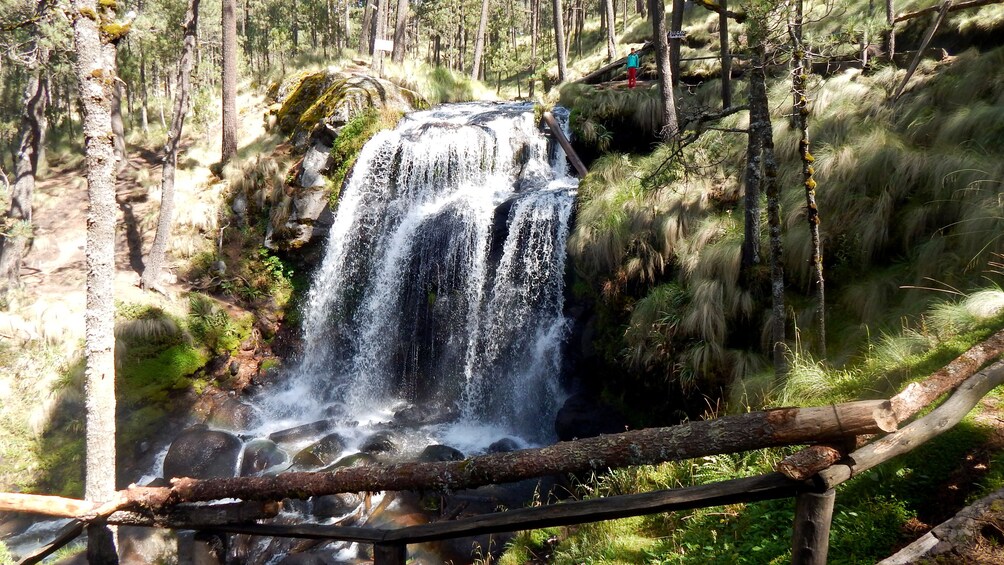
left=4, top=331, right=1003, bottom=565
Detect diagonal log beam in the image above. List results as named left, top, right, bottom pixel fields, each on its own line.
left=816, top=359, right=1004, bottom=490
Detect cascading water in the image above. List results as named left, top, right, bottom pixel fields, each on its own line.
left=264, top=101, right=577, bottom=445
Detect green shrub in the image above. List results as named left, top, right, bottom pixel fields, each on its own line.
left=187, top=293, right=251, bottom=353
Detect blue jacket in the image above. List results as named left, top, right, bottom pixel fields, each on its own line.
left=627, top=53, right=640, bottom=69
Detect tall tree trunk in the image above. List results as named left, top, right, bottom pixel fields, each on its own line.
left=471, top=0, right=490, bottom=78
left=669, top=0, right=682, bottom=86
left=636, top=0, right=646, bottom=19
left=529, top=0, right=539, bottom=95
left=141, top=0, right=201, bottom=291
left=291, top=0, right=299, bottom=53
left=372, top=0, right=388, bottom=74
left=604, top=0, right=616, bottom=61
left=741, top=45, right=766, bottom=271
left=344, top=0, right=351, bottom=50
left=762, top=82, right=786, bottom=377
left=221, top=0, right=238, bottom=164
left=886, top=0, right=896, bottom=63
left=651, top=0, right=678, bottom=139
left=719, top=0, right=731, bottom=108
left=552, top=0, right=568, bottom=82
left=791, top=0, right=825, bottom=357
left=139, top=53, right=150, bottom=133
left=360, top=0, right=376, bottom=54
left=0, top=46, right=49, bottom=294
left=71, top=0, right=121, bottom=561
left=391, top=0, right=410, bottom=63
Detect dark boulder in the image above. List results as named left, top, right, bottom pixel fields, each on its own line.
left=290, top=432, right=347, bottom=470
left=554, top=393, right=628, bottom=441
left=359, top=430, right=399, bottom=455
left=163, top=426, right=242, bottom=479
left=206, top=396, right=260, bottom=431
left=417, top=444, right=465, bottom=463
left=268, top=420, right=335, bottom=444
left=310, top=492, right=362, bottom=518
left=487, top=437, right=521, bottom=453
left=239, top=438, right=287, bottom=476
left=321, top=452, right=377, bottom=471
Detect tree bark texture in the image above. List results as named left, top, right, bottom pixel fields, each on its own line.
left=818, top=360, right=1004, bottom=489
left=0, top=45, right=48, bottom=294
left=890, top=328, right=1004, bottom=421
left=391, top=0, right=409, bottom=63
left=141, top=0, right=201, bottom=291
left=604, top=0, right=617, bottom=62
left=360, top=0, right=375, bottom=54
left=71, top=0, right=122, bottom=560
left=791, top=0, right=825, bottom=358
left=761, top=76, right=786, bottom=377
left=741, top=44, right=766, bottom=271
left=372, top=0, right=389, bottom=74
left=552, top=0, right=568, bottom=82
left=886, top=0, right=896, bottom=62
left=791, top=489, right=835, bottom=565
left=221, top=0, right=238, bottom=163
left=669, top=0, right=682, bottom=86
left=650, top=0, right=679, bottom=139
left=776, top=445, right=843, bottom=481
left=719, top=0, right=731, bottom=108
left=471, top=0, right=490, bottom=79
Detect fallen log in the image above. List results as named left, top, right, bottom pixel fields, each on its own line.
left=776, top=445, right=843, bottom=481
left=0, top=400, right=894, bottom=517
left=894, top=0, right=1003, bottom=22
left=890, top=327, right=1004, bottom=421
left=817, top=359, right=1004, bottom=490
left=877, top=485, right=1004, bottom=564
left=576, top=43, right=653, bottom=84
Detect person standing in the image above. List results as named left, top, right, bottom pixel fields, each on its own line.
left=626, top=47, right=640, bottom=88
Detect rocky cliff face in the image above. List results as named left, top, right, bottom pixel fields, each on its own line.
left=263, top=68, right=425, bottom=252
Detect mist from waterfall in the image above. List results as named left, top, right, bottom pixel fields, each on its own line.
left=262, top=102, right=577, bottom=445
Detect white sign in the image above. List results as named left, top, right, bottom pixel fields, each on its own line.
left=669, top=31, right=687, bottom=39
left=374, top=38, right=394, bottom=52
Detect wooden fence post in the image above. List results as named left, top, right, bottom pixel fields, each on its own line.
left=791, top=489, right=835, bottom=565
left=373, top=543, right=407, bottom=565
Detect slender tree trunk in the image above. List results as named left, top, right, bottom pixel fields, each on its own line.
left=372, top=0, right=388, bottom=74
left=0, top=46, right=49, bottom=294
left=741, top=45, right=766, bottom=271
left=651, top=0, right=678, bottom=139
left=529, top=0, right=539, bottom=95
left=762, top=89, right=786, bottom=377
left=471, top=0, right=490, bottom=78
left=111, top=80, right=127, bottom=172
left=221, top=0, right=238, bottom=164
left=719, top=0, right=731, bottom=108
left=552, top=0, right=568, bottom=82
left=886, top=0, right=896, bottom=63
left=604, top=0, right=616, bottom=61
left=669, top=0, right=682, bottom=86
left=291, top=0, right=299, bottom=53
left=791, top=0, right=825, bottom=357
left=391, top=0, right=410, bottom=63
left=139, top=53, right=150, bottom=133
left=360, top=0, right=375, bottom=54
left=71, top=0, right=121, bottom=561
left=141, top=0, right=201, bottom=291
left=636, top=0, right=646, bottom=19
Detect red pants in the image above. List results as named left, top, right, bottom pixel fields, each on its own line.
left=628, top=67, right=637, bottom=88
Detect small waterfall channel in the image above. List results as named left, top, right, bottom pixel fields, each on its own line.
left=261, top=101, right=578, bottom=446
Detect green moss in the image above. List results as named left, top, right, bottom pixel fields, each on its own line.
left=119, top=343, right=207, bottom=406
left=276, top=72, right=330, bottom=134
left=329, top=109, right=400, bottom=199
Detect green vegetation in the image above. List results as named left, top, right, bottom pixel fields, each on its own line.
left=328, top=108, right=403, bottom=196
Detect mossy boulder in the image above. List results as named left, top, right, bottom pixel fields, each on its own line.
left=268, top=69, right=423, bottom=150
left=163, top=426, right=242, bottom=479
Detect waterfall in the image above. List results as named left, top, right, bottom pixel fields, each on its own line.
left=269, top=102, right=577, bottom=444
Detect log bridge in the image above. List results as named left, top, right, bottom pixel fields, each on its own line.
left=4, top=329, right=1004, bottom=565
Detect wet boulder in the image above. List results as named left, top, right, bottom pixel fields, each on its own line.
left=359, top=430, right=400, bottom=455
left=163, top=426, right=242, bottom=479
left=290, top=432, right=347, bottom=470
left=310, top=492, right=363, bottom=518
left=554, top=393, right=628, bottom=441
left=322, top=452, right=377, bottom=471
left=206, top=396, right=260, bottom=431
left=487, top=437, right=521, bottom=454
left=393, top=403, right=459, bottom=427
left=417, top=444, right=465, bottom=463
left=268, top=420, right=335, bottom=444
left=240, top=439, right=288, bottom=476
